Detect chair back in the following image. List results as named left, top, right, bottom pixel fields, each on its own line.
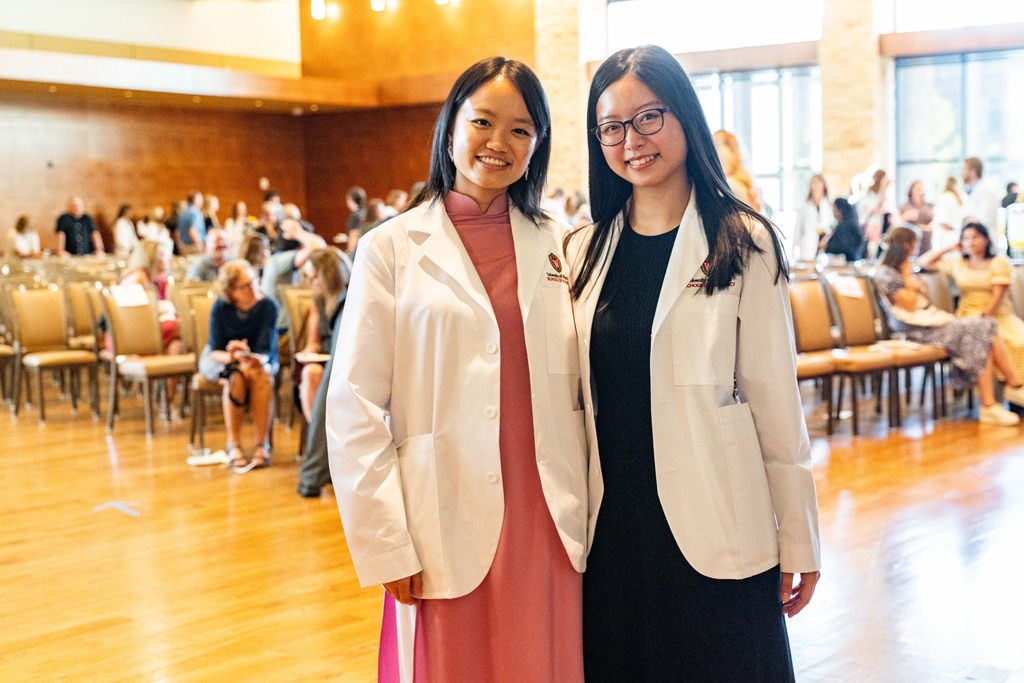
left=11, top=287, right=69, bottom=353
left=788, top=280, right=835, bottom=353
left=173, top=283, right=216, bottom=353
left=823, top=274, right=880, bottom=347
left=917, top=271, right=955, bottom=313
left=66, top=282, right=95, bottom=337
left=281, top=287, right=313, bottom=355
left=1009, top=265, right=1024, bottom=320
left=101, top=287, right=163, bottom=357
left=189, top=292, right=217, bottom=355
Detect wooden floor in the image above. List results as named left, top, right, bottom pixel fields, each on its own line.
left=3, top=375, right=1024, bottom=682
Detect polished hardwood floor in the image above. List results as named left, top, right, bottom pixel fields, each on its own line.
left=3, top=374, right=1024, bottom=682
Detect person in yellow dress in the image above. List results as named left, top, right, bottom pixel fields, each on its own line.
left=920, top=222, right=1024, bottom=408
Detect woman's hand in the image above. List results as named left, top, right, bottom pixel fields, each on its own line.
left=226, top=339, right=250, bottom=361
left=383, top=573, right=423, bottom=605
left=781, top=570, right=819, bottom=618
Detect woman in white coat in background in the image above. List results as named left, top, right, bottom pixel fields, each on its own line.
left=793, top=174, right=832, bottom=260
left=567, top=45, right=820, bottom=682
left=326, top=57, right=587, bottom=683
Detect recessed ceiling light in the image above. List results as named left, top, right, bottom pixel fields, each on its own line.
left=192, top=96, right=201, bottom=103
left=371, top=0, right=385, bottom=11
left=124, top=91, right=133, bottom=98
left=327, top=2, right=340, bottom=20
left=311, top=0, right=326, bottom=20
left=310, top=104, right=319, bottom=111
left=48, top=85, right=57, bottom=93
left=254, top=100, right=263, bottom=108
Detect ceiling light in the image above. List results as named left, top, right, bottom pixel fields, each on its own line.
left=254, top=100, right=263, bottom=108
left=311, top=0, right=326, bottom=20
left=436, top=0, right=448, bottom=4
left=310, top=104, right=319, bottom=112
left=327, top=2, right=340, bottom=20
left=371, top=0, right=385, bottom=11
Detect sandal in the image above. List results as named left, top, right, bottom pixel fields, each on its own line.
left=251, top=444, right=271, bottom=469
left=226, top=445, right=247, bottom=469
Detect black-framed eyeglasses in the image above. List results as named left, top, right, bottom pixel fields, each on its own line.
left=592, top=108, right=669, bottom=146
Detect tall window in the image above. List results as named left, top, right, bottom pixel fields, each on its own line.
left=895, top=0, right=1024, bottom=32
left=895, top=49, right=1024, bottom=207
left=606, top=0, right=822, bottom=55
left=692, top=67, right=823, bottom=220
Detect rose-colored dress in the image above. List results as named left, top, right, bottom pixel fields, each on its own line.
left=377, top=191, right=584, bottom=683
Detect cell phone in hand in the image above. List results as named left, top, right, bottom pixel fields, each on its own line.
left=235, top=350, right=252, bottom=358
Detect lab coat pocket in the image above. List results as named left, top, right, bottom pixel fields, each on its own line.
left=671, top=293, right=739, bottom=385
left=718, top=402, right=779, bottom=562
left=396, top=434, right=444, bottom=580
left=542, top=287, right=581, bottom=375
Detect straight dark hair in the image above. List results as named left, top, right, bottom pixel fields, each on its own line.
left=567, top=45, right=786, bottom=300
left=961, top=222, right=995, bottom=259
left=408, top=56, right=550, bottom=222
left=833, top=197, right=859, bottom=227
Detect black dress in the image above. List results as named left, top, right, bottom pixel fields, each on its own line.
left=582, top=222, right=796, bottom=683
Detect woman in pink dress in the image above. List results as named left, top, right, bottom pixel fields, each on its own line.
left=326, top=58, right=588, bottom=683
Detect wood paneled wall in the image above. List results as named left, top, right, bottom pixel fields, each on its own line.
left=299, top=0, right=536, bottom=83
left=302, top=104, right=442, bottom=241
left=0, top=95, right=307, bottom=252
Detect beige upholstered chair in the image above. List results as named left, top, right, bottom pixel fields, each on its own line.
left=280, top=286, right=312, bottom=444
left=66, top=282, right=98, bottom=352
left=188, top=292, right=221, bottom=449
left=788, top=279, right=839, bottom=435
left=101, top=287, right=195, bottom=436
left=10, top=287, right=99, bottom=422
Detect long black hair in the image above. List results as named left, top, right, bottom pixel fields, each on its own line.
left=833, top=197, right=859, bottom=227
left=961, top=221, right=995, bottom=259
left=408, top=56, right=550, bottom=222
left=567, top=45, right=786, bottom=300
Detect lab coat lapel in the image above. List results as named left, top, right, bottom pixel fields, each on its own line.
left=651, top=190, right=708, bottom=341
left=510, top=209, right=554, bottom=324
left=417, top=202, right=494, bottom=317
left=579, top=214, right=624, bottom=348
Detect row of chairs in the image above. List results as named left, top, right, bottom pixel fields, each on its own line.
left=791, top=273, right=950, bottom=436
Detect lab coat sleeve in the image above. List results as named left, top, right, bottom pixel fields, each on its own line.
left=735, top=223, right=822, bottom=574
left=326, top=231, right=423, bottom=588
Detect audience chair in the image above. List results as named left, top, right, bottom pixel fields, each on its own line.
left=280, top=286, right=312, bottom=442
left=188, top=291, right=220, bottom=450
left=826, top=275, right=948, bottom=430
left=788, top=279, right=839, bottom=435
left=10, top=287, right=100, bottom=422
left=917, top=270, right=956, bottom=314
left=795, top=278, right=898, bottom=435
left=1009, top=265, right=1024, bottom=320
left=101, top=287, right=195, bottom=436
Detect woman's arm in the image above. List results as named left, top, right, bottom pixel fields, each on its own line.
left=303, top=305, right=322, bottom=355
left=917, top=242, right=960, bottom=271
left=735, top=224, right=821, bottom=576
left=983, top=258, right=1013, bottom=317
left=984, top=285, right=1008, bottom=317
left=325, top=230, right=422, bottom=590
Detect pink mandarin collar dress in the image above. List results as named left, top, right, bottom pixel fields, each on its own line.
left=377, top=190, right=584, bottom=683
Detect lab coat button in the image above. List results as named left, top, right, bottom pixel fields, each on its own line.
left=486, top=472, right=499, bottom=484
left=486, top=343, right=498, bottom=354
left=485, top=407, right=497, bottom=419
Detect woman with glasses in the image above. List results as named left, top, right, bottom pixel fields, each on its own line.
left=566, top=45, right=820, bottom=682
left=199, top=260, right=280, bottom=469
left=327, top=57, right=587, bottom=683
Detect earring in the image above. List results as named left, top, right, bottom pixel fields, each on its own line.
left=447, top=142, right=454, bottom=162
left=525, top=166, right=530, bottom=181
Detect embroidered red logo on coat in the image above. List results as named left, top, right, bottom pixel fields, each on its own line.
left=701, top=258, right=710, bottom=274
left=548, top=253, right=562, bottom=273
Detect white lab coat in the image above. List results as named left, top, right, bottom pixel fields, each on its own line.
left=793, top=198, right=833, bottom=260
left=326, top=199, right=588, bottom=601
left=567, top=192, right=821, bottom=580
left=963, top=180, right=999, bottom=234
left=932, top=191, right=964, bottom=251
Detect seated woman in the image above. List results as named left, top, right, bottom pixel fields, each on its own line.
left=119, top=240, right=184, bottom=416
left=241, top=232, right=271, bottom=275
left=198, top=260, right=280, bottom=469
left=824, top=197, right=865, bottom=263
left=919, top=222, right=1024, bottom=410
left=298, top=248, right=351, bottom=422
left=873, top=227, right=1024, bottom=426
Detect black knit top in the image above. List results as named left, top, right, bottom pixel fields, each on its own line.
left=590, top=221, right=677, bottom=517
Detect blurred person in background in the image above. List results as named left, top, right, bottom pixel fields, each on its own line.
left=383, top=189, right=408, bottom=222
left=349, top=198, right=385, bottom=254
left=177, top=191, right=206, bottom=255
left=1002, top=182, right=1020, bottom=209
left=224, top=201, right=251, bottom=258
left=793, top=174, right=832, bottom=260
left=962, top=157, right=998, bottom=237
left=258, top=201, right=280, bottom=249
left=114, top=203, right=139, bottom=260
left=713, top=130, right=761, bottom=212
left=166, top=200, right=186, bottom=255
left=824, top=197, right=865, bottom=263
left=899, top=180, right=935, bottom=255
left=297, top=248, right=351, bottom=423
left=204, top=195, right=221, bottom=232
left=264, top=189, right=285, bottom=223
left=11, top=215, right=41, bottom=258
left=56, top=196, right=104, bottom=257
left=186, top=228, right=230, bottom=282
left=857, top=168, right=895, bottom=257
left=344, top=186, right=366, bottom=256
left=241, top=233, right=271, bottom=276
left=275, top=203, right=315, bottom=252
left=933, top=176, right=964, bottom=251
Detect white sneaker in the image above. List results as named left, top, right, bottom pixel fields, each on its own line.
left=1003, top=385, right=1024, bottom=407
left=979, top=404, right=1021, bottom=426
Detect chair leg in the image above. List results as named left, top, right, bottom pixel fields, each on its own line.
left=198, top=392, right=207, bottom=450
left=143, top=378, right=153, bottom=437
left=12, top=359, right=21, bottom=417
left=825, top=374, right=834, bottom=436
left=851, top=375, right=860, bottom=437
left=90, top=365, right=100, bottom=418
left=36, top=368, right=46, bottom=423
left=69, top=367, right=79, bottom=413
left=875, top=371, right=883, bottom=414
left=940, top=363, right=948, bottom=417
left=25, top=367, right=32, bottom=406
left=106, top=364, right=119, bottom=432
left=891, top=368, right=902, bottom=429
left=835, top=373, right=845, bottom=425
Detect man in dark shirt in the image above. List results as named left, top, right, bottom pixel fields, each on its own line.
left=56, top=196, right=104, bottom=256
